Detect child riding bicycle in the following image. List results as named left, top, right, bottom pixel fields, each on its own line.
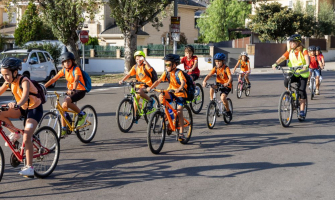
left=0, top=57, right=43, bottom=177
left=180, top=45, right=200, bottom=82
left=307, top=46, right=322, bottom=95
left=45, top=52, right=87, bottom=138
left=232, top=51, right=251, bottom=88
left=119, top=51, right=155, bottom=123
left=202, top=53, right=233, bottom=118
left=147, top=54, right=187, bottom=141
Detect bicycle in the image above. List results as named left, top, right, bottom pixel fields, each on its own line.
left=236, top=71, right=250, bottom=98
left=38, top=91, right=98, bottom=143
left=183, top=70, right=204, bottom=114
left=309, top=69, right=316, bottom=100
left=116, top=81, right=160, bottom=133
left=205, top=83, right=233, bottom=129
left=147, top=89, right=193, bottom=154
left=277, top=66, right=308, bottom=127
left=0, top=105, right=60, bottom=181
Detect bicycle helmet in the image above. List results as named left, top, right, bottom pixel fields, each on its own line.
left=241, top=51, right=248, bottom=56
left=213, top=53, right=226, bottom=61
left=134, top=50, right=146, bottom=58
left=60, top=52, right=75, bottom=62
left=315, top=46, right=321, bottom=51
left=163, top=54, right=180, bottom=65
left=308, top=46, right=316, bottom=51
left=0, top=57, right=22, bottom=71
left=185, top=45, right=194, bottom=53
left=288, top=34, right=302, bottom=43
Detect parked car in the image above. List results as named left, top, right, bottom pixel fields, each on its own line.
left=0, top=48, right=58, bottom=88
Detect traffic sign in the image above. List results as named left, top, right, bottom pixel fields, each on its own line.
left=170, top=17, right=180, bottom=33
left=80, top=30, right=89, bottom=44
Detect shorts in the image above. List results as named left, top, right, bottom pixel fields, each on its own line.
left=167, top=92, right=185, bottom=106
left=309, top=68, right=321, bottom=77
left=69, top=90, right=86, bottom=103
left=219, top=87, right=231, bottom=96
left=190, top=74, right=199, bottom=81
left=20, top=103, right=43, bottom=123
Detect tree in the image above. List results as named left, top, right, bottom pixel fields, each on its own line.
left=14, top=1, right=56, bottom=46
left=109, top=0, right=172, bottom=72
left=196, top=0, right=251, bottom=43
left=249, top=2, right=298, bottom=43
left=87, top=36, right=99, bottom=47
left=292, top=0, right=316, bottom=38
left=315, top=1, right=335, bottom=38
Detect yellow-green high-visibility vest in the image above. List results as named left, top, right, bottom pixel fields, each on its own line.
left=288, top=48, right=309, bottom=78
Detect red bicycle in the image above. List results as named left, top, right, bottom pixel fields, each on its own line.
left=0, top=105, right=60, bottom=181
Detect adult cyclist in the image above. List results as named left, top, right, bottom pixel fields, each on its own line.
left=272, top=34, right=310, bottom=118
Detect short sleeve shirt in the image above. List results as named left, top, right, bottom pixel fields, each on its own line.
left=238, top=60, right=250, bottom=72
left=317, top=54, right=324, bottom=64
left=208, top=65, right=232, bottom=88
left=57, top=66, right=86, bottom=90
left=181, top=56, right=200, bottom=76
left=160, top=69, right=188, bottom=98
left=309, top=56, right=319, bottom=69
left=283, top=49, right=308, bottom=60
left=128, top=64, right=153, bottom=88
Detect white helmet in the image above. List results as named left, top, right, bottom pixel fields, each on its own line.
left=241, top=52, right=248, bottom=56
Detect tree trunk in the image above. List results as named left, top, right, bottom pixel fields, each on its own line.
left=124, top=27, right=137, bottom=73
left=66, top=38, right=81, bottom=68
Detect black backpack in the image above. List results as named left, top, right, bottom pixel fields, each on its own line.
left=166, top=69, right=195, bottom=101
left=18, top=76, right=46, bottom=104
left=135, top=64, right=158, bottom=83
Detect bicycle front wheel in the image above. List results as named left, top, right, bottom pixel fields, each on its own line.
left=116, top=98, right=134, bottom=133
left=179, top=105, right=193, bottom=144
left=38, top=111, right=61, bottom=139
left=223, top=98, right=233, bottom=124
left=147, top=110, right=166, bottom=154
left=237, top=82, right=243, bottom=99
left=33, top=126, right=60, bottom=178
left=190, top=83, right=204, bottom=114
left=144, top=94, right=160, bottom=123
left=76, top=105, right=98, bottom=143
left=206, top=101, right=217, bottom=129
left=278, top=91, right=293, bottom=127
left=0, top=147, right=4, bottom=182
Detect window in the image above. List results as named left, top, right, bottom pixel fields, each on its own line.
left=37, top=52, right=46, bottom=63
left=44, top=52, right=52, bottom=61
left=30, top=53, right=39, bottom=64
left=288, top=0, right=293, bottom=8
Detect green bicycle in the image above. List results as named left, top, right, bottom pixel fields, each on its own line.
left=116, top=81, right=160, bottom=133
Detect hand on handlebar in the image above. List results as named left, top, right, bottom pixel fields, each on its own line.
left=119, top=80, right=124, bottom=85
left=272, top=63, right=278, bottom=70
left=202, top=81, right=206, bottom=88
left=7, top=102, right=19, bottom=110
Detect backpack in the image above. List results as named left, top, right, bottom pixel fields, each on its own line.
left=135, top=64, right=158, bottom=83
left=18, top=76, right=46, bottom=104
left=63, top=66, right=92, bottom=92
left=166, top=69, right=195, bottom=101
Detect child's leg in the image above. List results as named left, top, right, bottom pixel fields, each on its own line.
left=245, top=73, right=250, bottom=84
left=221, top=93, right=230, bottom=112
left=23, top=118, right=39, bottom=167
left=0, top=108, right=21, bottom=130
left=177, top=104, right=184, bottom=134
left=316, top=76, right=320, bottom=90
left=209, top=86, right=217, bottom=101
left=137, top=87, right=150, bottom=101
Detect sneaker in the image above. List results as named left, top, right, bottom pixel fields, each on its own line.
left=226, top=111, right=232, bottom=118
left=315, top=90, right=320, bottom=95
left=147, top=98, right=155, bottom=110
left=134, top=120, right=138, bottom=124
left=19, top=165, right=34, bottom=177
left=178, top=133, right=185, bottom=141
left=60, top=128, right=67, bottom=139
left=299, top=111, right=305, bottom=118
left=194, top=86, right=200, bottom=96
left=247, top=83, right=251, bottom=88
left=77, top=112, right=87, bottom=127
left=5, top=132, right=21, bottom=147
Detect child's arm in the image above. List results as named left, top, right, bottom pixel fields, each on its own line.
left=119, top=74, right=131, bottom=84
left=147, top=77, right=163, bottom=91
left=45, top=70, right=62, bottom=88
left=321, top=56, right=325, bottom=68
left=189, top=59, right=198, bottom=73
left=247, top=62, right=251, bottom=73
left=232, top=60, right=240, bottom=73
left=0, top=83, right=9, bottom=96
left=119, top=66, right=136, bottom=84
left=202, top=70, right=214, bottom=87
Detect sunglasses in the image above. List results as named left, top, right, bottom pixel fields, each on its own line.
left=165, top=63, right=172, bottom=67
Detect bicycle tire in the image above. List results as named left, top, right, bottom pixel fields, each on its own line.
left=298, top=98, right=308, bottom=122
left=245, top=87, right=250, bottom=97
left=144, top=94, right=160, bottom=123
left=147, top=110, right=166, bottom=154
left=0, top=147, right=4, bottom=182
left=278, top=91, right=293, bottom=127
left=38, top=111, right=61, bottom=139
left=190, top=83, right=204, bottom=114
left=206, top=101, right=216, bottom=129
left=33, top=126, right=60, bottom=178
left=223, top=98, right=233, bottom=124
left=116, top=98, right=134, bottom=133
left=310, top=79, right=314, bottom=100
left=237, top=82, right=243, bottom=99
left=75, top=105, right=98, bottom=143
left=179, top=105, right=193, bottom=144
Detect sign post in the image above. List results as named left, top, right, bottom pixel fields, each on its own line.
left=171, top=16, right=180, bottom=54
left=79, top=30, right=89, bottom=71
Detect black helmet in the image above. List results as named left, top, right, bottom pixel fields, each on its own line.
left=315, top=46, right=321, bottom=51
left=60, top=52, right=75, bottom=62
left=1, top=57, right=22, bottom=71
left=288, top=34, right=302, bottom=43
left=185, top=45, right=194, bottom=53
left=163, top=54, right=180, bottom=65
left=308, top=46, right=316, bottom=51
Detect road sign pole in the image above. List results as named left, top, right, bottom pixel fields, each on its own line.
left=82, top=43, right=85, bottom=71
left=173, top=0, right=178, bottom=54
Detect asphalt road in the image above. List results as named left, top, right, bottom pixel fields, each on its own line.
left=0, top=71, right=334, bottom=200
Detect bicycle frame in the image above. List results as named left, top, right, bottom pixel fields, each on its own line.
left=128, top=85, right=152, bottom=117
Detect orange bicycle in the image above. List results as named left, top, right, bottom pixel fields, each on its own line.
left=147, top=89, right=193, bottom=154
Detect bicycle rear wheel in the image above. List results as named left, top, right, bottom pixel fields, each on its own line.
left=76, top=105, right=98, bottom=143
left=278, top=91, right=293, bottom=127
left=147, top=110, right=166, bottom=154
left=310, top=79, right=314, bottom=100
left=116, top=98, right=134, bottom=133
left=38, top=111, right=61, bottom=139
left=190, top=83, right=204, bottom=114
left=223, top=98, right=233, bottom=124
left=144, top=94, right=160, bottom=123
left=180, top=105, right=193, bottom=144
left=0, top=147, right=4, bottom=182
left=206, top=101, right=217, bottom=129
left=245, top=87, right=250, bottom=97
left=237, top=82, right=243, bottom=99
left=33, top=126, right=60, bottom=178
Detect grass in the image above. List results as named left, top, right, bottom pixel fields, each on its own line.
left=90, top=74, right=135, bottom=84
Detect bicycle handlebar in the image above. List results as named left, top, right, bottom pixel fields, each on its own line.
left=278, top=65, right=304, bottom=77
left=121, top=81, right=147, bottom=86
left=0, top=105, right=19, bottom=111
left=153, top=89, right=184, bottom=93
left=205, top=83, right=229, bottom=89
